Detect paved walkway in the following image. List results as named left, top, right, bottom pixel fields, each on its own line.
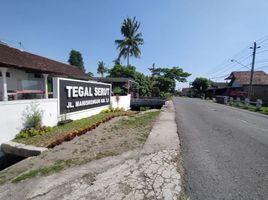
left=0, top=101, right=182, bottom=200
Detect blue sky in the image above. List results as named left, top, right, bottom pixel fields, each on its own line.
left=1, top=0, right=268, bottom=89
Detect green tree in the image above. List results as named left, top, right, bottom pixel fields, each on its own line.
left=97, top=61, right=108, bottom=77
left=108, top=63, right=137, bottom=79
left=68, top=50, right=85, bottom=72
left=152, top=67, right=191, bottom=82
left=107, top=63, right=191, bottom=97
left=153, top=76, right=176, bottom=94
left=151, top=67, right=191, bottom=95
left=132, top=72, right=153, bottom=97
left=87, top=71, right=94, bottom=77
left=115, top=17, right=144, bottom=65
left=192, top=77, right=211, bottom=93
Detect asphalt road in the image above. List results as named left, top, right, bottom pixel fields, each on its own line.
left=173, top=97, right=268, bottom=200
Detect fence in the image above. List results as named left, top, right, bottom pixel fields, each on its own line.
left=215, top=96, right=263, bottom=111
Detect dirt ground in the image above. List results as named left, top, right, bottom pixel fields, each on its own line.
left=0, top=111, right=160, bottom=184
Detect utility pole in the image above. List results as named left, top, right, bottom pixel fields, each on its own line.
left=248, top=42, right=260, bottom=99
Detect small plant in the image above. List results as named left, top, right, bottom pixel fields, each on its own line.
left=140, top=106, right=150, bottom=111
left=113, top=86, right=123, bottom=95
left=262, top=107, right=268, bottom=114
left=22, top=103, right=44, bottom=129
left=58, top=111, right=72, bottom=126
left=15, top=126, right=51, bottom=139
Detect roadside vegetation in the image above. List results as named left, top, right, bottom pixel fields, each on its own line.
left=14, top=108, right=133, bottom=148
left=1, top=110, right=160, bottom=184
left=229, top=101, right=268, bottom=115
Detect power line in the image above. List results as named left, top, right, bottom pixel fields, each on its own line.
left=204, top=34, right=268, bottom=78
left=209, top=65, right=251, bottom=80
left=202, top=46, right=251, bottom=77
left=255, top=65, right=268, bottom=70
left=256, top=35, right=268, bottom=44
left=256, top=49, right=268, bottom=55
left=209, top=54, right=252, bottom=78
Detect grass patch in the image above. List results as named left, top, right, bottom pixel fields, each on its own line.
left=12, top=160, right=66, bottom=183
left=232, top=102, right=268, bottom=115
left=11, top=159, right=86, bottom=183
left=95, top=151, right=118, bottom=160
left=118, top=111, right=160, bottom=128
left=13, top=111, right=135, bottom=147
left=230, top=102, right=268, bottom=115
left=261, top=107, right=268, bottom=115
left=2, top=110, right=160, bottom=184
left=177, top=192, right=189, bottom=200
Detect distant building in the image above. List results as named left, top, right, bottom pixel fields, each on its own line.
left=0, top=43, right=88, bottom=101
left=206, top=81, right=229, bottom=98
left=206, top=71, right=268, bottom=102
left=225, top=71, right=268, bottom=101
left=181, top=87, right=193, bottom=96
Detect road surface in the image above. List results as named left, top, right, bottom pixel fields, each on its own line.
left=173, top=97, right=268, bottom=200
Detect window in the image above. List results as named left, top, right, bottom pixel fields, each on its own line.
left=34, top=74, right=42, bottom=78
left=0, top=72, right=10, bottom=77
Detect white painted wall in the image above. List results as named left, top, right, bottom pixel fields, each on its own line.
left=111, top=94, right=131, bottom=110
left=65, top=95, right=131, bottom=120
left=0, top=99, right=58, bottom=144
left=0, top=94, right=131, bottom=145
left=63, top=105, right=110, bottom=121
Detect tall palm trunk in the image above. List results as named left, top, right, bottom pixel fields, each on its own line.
left=127, top=46, right=130, bottom=66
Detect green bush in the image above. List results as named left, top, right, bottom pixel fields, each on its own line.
left=22, top=103, right=43, bottom=129
left=262, top=107, right=268, bottom=114
left=112, top=86, right=124, bottom=95
left=15, top=126, right=51, bottom=139
left=101, top=107, right=125, bottom=113
left=140, top=106, right=150, bottom=111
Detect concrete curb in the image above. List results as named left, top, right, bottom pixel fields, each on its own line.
left=1, top=141, right=47, bottom=157
left=141, top=100, right=180, bottom=154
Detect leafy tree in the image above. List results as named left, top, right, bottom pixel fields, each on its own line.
left=97, top=61, right=108, bottom=77
left=108, top=63, right=137, bottom=79
left=115, top=17, right=144, bottom=65
left=68, top=50, right=85, bottom=72
left=192, top=77, right=211, bottom=93
left=153, top=76, right=176, bottom=94
left=151, top=67, right=191, bottom=95
left=132, top=72, right=153, bottom=97
left=87, top=71, right=94, bottom=77
left=108, top=63, right=191, bottom=97
left=152, top=67, right=191, bottom=82
left=112, top=86, right=124, bottom=95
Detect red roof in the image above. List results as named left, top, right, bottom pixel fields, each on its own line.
left=0, top=43, right=88, bottom=79
left=225, top=71, right=268, bottom=85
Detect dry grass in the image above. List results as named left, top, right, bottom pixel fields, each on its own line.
left=1, top=111, right=160, bottom=184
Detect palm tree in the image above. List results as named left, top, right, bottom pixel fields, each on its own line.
left=97, top=61, right=107, bottom=77
left=115, top=17, right=144, bottom=66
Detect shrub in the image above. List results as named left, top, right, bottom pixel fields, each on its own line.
left=101, top=108, right=111, bottom=113
left=112, top=86, right=124, bottom=95
left=15, top=126, right=51, bottom=139
left=22, top=103, right=44, bottom=129
left=262, top=107, right=268, bottom=114
left=140, top=106, right=150, bottom=111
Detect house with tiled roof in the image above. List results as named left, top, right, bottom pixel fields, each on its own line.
left=225, top=71, right=268, bottom=101
left=0, top=43, right=132, bottom=144
left=0, top=43, right=88, bottom=101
